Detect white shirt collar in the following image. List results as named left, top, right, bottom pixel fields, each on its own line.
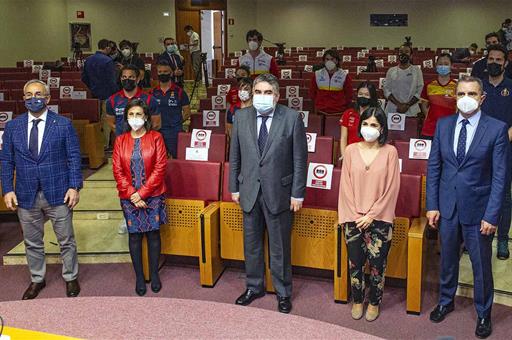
left=257, top=108, right=275, bottom=118
left=28, top=109, right=48, bottom=123
left=457, top=110, right=481, bottom=126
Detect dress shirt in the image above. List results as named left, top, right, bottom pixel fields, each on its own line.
left=27, top=110, right=48, bottom=153
left=453, top=110, right=481, bottom=155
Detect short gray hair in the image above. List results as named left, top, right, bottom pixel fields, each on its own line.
left=253, top=73, right=280, bottom=94
left=23, top=79, right=50, bottom=95
left=457, top=75, right=484, bottom=95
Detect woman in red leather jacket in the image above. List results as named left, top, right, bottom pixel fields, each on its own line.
left=112, top=99, right=168, bottom=296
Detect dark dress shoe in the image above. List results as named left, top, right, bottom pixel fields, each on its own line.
left=136, top=281, right=147, bottom=296
left=235, top=289, right=265, bottom=306
left=429, top=303, right=454, bottom=323
left=151, top=279, right=162, bottom=293
left=22, top=281, right=46, bottom=300
left=66, top=279, right=81, bottom=297
left=475, top=317, right=492, bottom=338
left=277, top=295, right=292, bottom=314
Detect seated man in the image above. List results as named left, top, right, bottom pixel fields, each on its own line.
left=452, top=43, right=478, bottom=63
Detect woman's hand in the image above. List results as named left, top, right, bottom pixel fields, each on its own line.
left=355, top=215, right=374, bottom=230
left=131, top=192, right=142, bottom=204
left=134, top=200, right=147, bottom=209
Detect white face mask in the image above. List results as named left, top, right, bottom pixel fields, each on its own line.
left=248, top=41, right=259, bottom=51
left=457, top=95, right=479, bottom=114
left=238, top=90, right=250, bottom=101
left=360, top=126, right=380, bottom=142
left=121, top=48, right=131, bottom=58
left=187, top=31, right=192, bottom=37
left=252, top=94, right=274, bottom=115
left=325, top=60, right=337, bottom=71
left=128, top=117, right=145, bottom=131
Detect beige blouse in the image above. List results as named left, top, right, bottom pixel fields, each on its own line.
left=338, top=143, right=400, bottom=224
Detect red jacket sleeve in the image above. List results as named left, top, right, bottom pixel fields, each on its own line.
left=112, top=136, right=137, bottom=198
left=137, top=133, right=168, bottom=199
left=270, top=57, right=279, bottom=77
left=310, top=72, right=318, bottom=101
left=343, top=74, right=353, bottom=107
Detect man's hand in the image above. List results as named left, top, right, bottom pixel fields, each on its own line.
left=355, top=215, right=374, bottom=230
left=131, top=192, right=142, bottom=204
left=426, top=210, right=441, bottom=229
left=4, top=192, right=18, bottom=211
left=396, top=103, right=410, bottom=113
left=290, top=198, right=303, bottom=212
left=231, top=193, right=240, bottom=204
left=64, top=189, right=80, bottom=209
left=480, top=220, right=497, bottom=235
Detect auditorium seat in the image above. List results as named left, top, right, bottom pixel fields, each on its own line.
left=0, top=73, right=31, bottom=81
left=307, top=136, right=334, bottom=164
left=142, top=159, right=224, bottom=287
left=0, top=101, right=17, bottom=114
left=323, top=115, right=341, bottom=140
left=0, top=89, right=10, bottom=100
left=190, top=111, right=226, bottom=134
left=176, top=132, right=227, bottom=162
left=60, top=99, right=100, bottom=122
left=388, top=117, right=419, bottom=141
left=306, top=114, right=323, bottom=135
left=4, top=80, right=26, bottom=90
left=334, top=173, right=428, bottom=314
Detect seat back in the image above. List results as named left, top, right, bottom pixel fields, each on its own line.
left=190, top=111, right=226, bottom=134
left=306, top=114, right=323, bottom=134
left=165, top=159, right=222, bottom=201
left=307, top=136, right=333, bottom=164
left=323, top=115, right=341, bottom=140
left=388, top=117, right=419, bottom=141
left=303, top=167, right=341, bottom=210
left=60, top=99, right=100, bottom=122
left=176, top=132, right=227, bottom=162
left=393, top=140, right=428, bottom=175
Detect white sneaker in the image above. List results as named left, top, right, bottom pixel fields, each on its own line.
left=118, top=220, right=128, bottom=234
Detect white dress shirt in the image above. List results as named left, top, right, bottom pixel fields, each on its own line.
left=453, top=110, right=481, bottom=155
left=257, top=111, right=274, bottom=136
left=27, top=110, right=48, bottom=153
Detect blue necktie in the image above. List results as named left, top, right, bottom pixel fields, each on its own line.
left=29, top=119, right=42, bottom=159
left=456, top=119, right=469, bottom=164
left=258, top=115, right=270, bottom=155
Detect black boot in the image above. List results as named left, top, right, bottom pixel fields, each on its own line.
left=147, top=230, right=162, bottom=293
left=129, top=232, right=147, bottom=296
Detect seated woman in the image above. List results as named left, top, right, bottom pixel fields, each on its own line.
left=338, top=107, right=400, bottom=322
left=112, top=99, right=168, bottom=296
left=226, top=77, right=253, bottom=138
left=339, top=81, right=380, bottom=160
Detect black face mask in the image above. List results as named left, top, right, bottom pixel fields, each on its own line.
left=356, top=96, right=371, bottom=107
left=399, top=53, right=410, bottom=64
left=158, top=73, right=172, bottom=83
left=487, top=62, right=504, bottom=77
left=121, top=79, right=137, bottom=91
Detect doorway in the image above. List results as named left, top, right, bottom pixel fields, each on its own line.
left=175, top=0, right=227, bottom=82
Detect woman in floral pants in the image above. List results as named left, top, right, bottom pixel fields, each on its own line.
left=338, top=107, right=400, bottom=321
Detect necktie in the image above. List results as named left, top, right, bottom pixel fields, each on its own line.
left=29, top=119, right=42, bottom=159
left=258, top=115, right=270, bottom=155
left=456, top=119, right=469, bottom=164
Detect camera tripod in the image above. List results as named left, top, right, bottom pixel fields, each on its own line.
left=190, top=52, right=209, bottom=102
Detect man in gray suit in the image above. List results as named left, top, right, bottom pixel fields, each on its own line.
left=229, top=73, right=308, bottom=313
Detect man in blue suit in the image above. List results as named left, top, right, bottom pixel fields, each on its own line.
left=1, top=80, right=83, bottom=300
left=426, top=76, right=508, bottom=339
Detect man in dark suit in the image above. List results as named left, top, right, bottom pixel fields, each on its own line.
left=229, top=73, right=308, bottom=313
left=1, top=80, right=83, bottom=300
left=159, top=37, right=185, bottom=87
left=426, top=76, right=508, bottom=339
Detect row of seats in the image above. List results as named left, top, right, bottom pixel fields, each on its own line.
left=0, top=71, right=82, bottom=81
left=0, top=99, right=99, bottom=122
left=141, top=158, right=426, bottom=314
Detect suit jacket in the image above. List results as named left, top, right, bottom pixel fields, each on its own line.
left=229, top=104, right=308, bottom=214
left=158, top=53, right=185, bottom=86
left=0, top=110, right=83, bottom=209
left=426, top=113, right=508, bottom=225
left=112, top=130, right=167, bottom=200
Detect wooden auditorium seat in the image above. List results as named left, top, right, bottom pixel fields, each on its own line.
left=307, top=136, right=334, bottom=164
left=190, top=111, right=226, bottom=134
left=142, top=159, right=224, bottom=287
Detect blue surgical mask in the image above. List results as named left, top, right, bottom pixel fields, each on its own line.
left=25, top=97, right=47, bottom=113
left=252, top=94, right=274, bottom=115
left=436, top=65, right=451, bottom=76
left=166, top=44, right=178, bottom=54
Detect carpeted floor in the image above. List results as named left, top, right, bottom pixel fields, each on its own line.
left=0, top=220, right=511, bottom=339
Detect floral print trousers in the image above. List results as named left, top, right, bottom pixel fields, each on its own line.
left=344, top=220, right=393, bottom=305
